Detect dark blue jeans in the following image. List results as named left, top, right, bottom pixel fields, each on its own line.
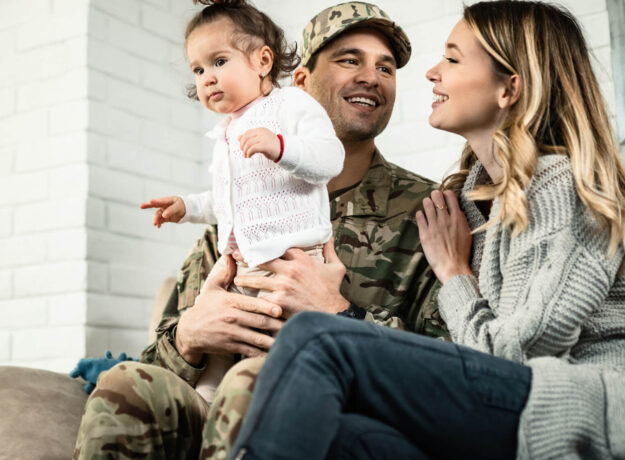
left=229, top=312, right=532, bottom=460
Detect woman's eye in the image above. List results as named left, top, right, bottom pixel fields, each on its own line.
left=215, top=58, right=227, bottom=67
left=443, top=55, right=459, bottom=64
left=193, top=67, right=204, bottom=75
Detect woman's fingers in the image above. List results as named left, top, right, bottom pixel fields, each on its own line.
left=422, top=197, right=439, bottom=226
left=429, top=190, right=448, bottom=212
left=443, top=189, right=461, bottom=214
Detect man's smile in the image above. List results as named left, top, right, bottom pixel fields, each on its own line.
left=344, top=93, right=381, bottom=111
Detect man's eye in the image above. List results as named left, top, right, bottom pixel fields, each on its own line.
left=443, top=55, right=459, bottom=64
left=193, top=67, right=204, bottom=75
left=339, top=58, right=357, bottom=65
left=378, top=66, right=394, bottom=75
left=215, top=58, right=227, bottom=67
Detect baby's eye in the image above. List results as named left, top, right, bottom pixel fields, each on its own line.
left=443, top=55, right=459, bottom=64
left=193, top=67, right=204, bottom=75
left=215, top=58, right=227, bottom=67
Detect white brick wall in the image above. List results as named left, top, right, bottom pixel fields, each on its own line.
left=0, top=0, right=205, bottom=372
left=80, top=0, right=207, bottom=363
left=0, top=0, right=621, bottom=372
left=1, top=0, right=88, bottom=371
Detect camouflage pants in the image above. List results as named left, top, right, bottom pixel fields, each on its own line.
left=73, top=358, right=264, bottom=459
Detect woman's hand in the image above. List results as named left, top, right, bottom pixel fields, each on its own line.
left=416, top=189, right=473, bottom=284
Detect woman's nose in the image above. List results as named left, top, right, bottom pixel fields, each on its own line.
left=426, top=62, right=441, bottom=82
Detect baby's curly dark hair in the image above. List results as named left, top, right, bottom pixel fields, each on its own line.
left=186, top=0, right=300, bottom=100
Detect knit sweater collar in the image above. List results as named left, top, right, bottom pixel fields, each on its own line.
left=460, top=160, right=491, bottom=276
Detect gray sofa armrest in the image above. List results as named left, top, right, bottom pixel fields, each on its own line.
left=0, top=366, right=88, bottom=459
left=0, top=276, right=176, bottom=458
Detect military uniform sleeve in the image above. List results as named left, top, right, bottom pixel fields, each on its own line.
left=402, top=270, right=451, bottom=340
left=140, top=226, right=220, bottom=386
left=354, top=268, right=449, bottom=340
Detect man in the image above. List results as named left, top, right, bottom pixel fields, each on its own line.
left=73, top=3, right=448, bottom=459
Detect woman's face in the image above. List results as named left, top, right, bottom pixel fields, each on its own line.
left=426, top=19, right=507, bottom=141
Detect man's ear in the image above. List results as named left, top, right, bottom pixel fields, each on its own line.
left=258, top=45, right=274, bottom=76
left=293, top=66, right=310, bottom=90
left=498, top=74, right=521, bottom=109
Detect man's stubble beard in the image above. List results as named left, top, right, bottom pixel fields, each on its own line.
left=309, top=80, right=393, bottom=143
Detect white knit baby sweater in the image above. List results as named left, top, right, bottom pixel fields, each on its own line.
left=180, top=87, right=344, bottom=267
left=438, top=155, right=625, bottom=459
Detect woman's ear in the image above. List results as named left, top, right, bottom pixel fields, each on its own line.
left=258, top=45, right=274, bottom=76
left=498, top=74, right=521, bottom=109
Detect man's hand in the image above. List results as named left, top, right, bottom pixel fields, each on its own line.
left=140, top=196, right=186, bottom=228
left=238, top=128, right=281, bottom=161
left=234, top=240, right=350, bottom=318
left=175, top=255, right=284, bottom=366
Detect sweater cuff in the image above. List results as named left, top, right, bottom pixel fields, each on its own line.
left=604, top=370, right=625, bottom=457
left=179, top=195, right=202, bottom=224
left=274, top=134, right=299, bottom=174
left=157, top=326, right=207, bottom=386
left=437, top=274, right=480, bottom=323
left=519, top=358, right=607, bottom=459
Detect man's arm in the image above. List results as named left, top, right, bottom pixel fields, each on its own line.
left=235, top=238, right=451, bottom=339
left=140, top=227, right=283, bottom=386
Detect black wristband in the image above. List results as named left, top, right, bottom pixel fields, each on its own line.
left=336, top=303, right=366, bottom=320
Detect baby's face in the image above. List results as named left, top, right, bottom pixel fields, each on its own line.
left=187, top=18, right=265, bottom=114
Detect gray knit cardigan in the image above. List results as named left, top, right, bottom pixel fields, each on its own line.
left=437, top=154, right=625, bottom=459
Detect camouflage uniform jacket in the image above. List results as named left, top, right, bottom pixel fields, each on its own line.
left=140, top=149, right=450, bottom=385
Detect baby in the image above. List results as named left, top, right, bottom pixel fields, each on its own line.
left=141, top=0, right=344, bottom=402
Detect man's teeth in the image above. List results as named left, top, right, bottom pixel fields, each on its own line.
left=433, top=94, right=449, bottom=103
left=347, top=96, right=376, bottom=107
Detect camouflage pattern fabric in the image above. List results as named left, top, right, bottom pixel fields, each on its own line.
left=300, top=1, right=412, bottom=68
left=75, top=150, right=450, bottom=458
left=199, top=357, right=265, bottom=459
left=73, top=361, right=210, bottom=459
left=329, top=150, right=447, bottom=336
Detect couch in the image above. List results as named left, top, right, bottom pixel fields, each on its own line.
left=0, top=277, right=176, bottom=459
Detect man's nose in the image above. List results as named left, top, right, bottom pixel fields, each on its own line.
left=355, top=64, right=380, bottom=87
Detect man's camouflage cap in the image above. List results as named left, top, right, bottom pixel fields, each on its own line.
left=301, top=2, right=411, bottom=69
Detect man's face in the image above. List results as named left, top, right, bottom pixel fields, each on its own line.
left=300, top=29, right=397, bottom=143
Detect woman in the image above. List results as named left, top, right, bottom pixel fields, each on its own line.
left=228, top=2, right=625, bottom=459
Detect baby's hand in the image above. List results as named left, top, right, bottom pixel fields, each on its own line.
left=140, top=196, right=186, bottom=228
left=238, top=128, right=281, bottom=161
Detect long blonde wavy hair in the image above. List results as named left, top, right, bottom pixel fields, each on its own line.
left=442, top=1, right=625, bottom=255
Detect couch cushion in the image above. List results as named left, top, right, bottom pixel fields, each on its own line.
left=0, top=366, right=88, bottom=459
